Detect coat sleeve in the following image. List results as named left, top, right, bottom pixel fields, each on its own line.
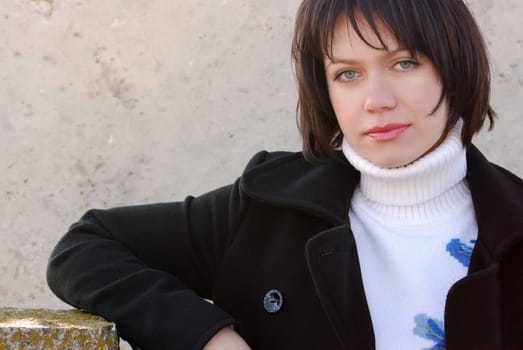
left=46, top=151, right=270, bottom=350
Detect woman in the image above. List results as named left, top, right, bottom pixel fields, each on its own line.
left=47, top=0, right=523, bottom=349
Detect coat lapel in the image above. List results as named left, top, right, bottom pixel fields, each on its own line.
left=444, top=264, right=501, bottom=349
left=465, top=145, right=523, bottom=271
left=443, top=146, right=523, bottom=349
left=305, top=224, right=375, bottom=350
left=241, top=152, right=373, bottom=349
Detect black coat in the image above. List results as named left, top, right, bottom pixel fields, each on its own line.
left=47, top=146, right=523, bottom=350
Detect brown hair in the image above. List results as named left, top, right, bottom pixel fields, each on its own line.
left=292, top=0, right=496, bottom=162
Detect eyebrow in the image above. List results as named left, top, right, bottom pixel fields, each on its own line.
left=326, top=48, right=412, bottom=67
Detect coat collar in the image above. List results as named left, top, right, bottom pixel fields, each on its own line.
left=465, top=146, right=523, bottom=269
left=241, top=146, right=523, bottom=259
left=241, top=151, right=360, bottom=226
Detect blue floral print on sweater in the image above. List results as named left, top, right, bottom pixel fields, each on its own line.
left=446, top=238, right=476, bottom=267
left=413, top=238, right=476, bottom=348
left=413, top=314, right=445, bottom=350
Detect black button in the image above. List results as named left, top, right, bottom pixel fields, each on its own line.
left=263, top=289, right=284, bottom=314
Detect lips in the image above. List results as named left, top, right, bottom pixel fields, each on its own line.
left=364, top=123, right=410, bottom=142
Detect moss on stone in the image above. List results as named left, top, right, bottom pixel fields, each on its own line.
left=0, top=308, right=119, bottom=349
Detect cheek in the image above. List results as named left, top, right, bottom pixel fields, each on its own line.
left=412, top=75, right=444, bottom=111
left=329, top=89, right=358, bottom=126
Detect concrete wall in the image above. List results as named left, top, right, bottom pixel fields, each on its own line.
left=1, top=0, right=522, bottom=344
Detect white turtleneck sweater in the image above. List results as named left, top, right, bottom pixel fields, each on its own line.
left=342, top=120, right=478, bottom=350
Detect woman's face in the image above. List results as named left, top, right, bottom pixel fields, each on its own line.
left=324, top=15, right=449, bottom=168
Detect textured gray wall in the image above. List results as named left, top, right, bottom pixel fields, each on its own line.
left=1, top=0, right=522, bottom=325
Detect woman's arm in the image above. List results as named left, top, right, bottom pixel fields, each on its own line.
left=47, top=181, right=247, bottom=350
left=203, top=326, right=252, bottom=350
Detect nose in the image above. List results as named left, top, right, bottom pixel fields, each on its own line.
left=363, top=76, right=397, bottom=113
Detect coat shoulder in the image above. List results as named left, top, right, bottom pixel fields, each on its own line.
left=489, top=162, right=523, bottom=190
left=241, top=150, right=306, bottom=172
left=467, top=146, right=523, bottom=206
left=238, top=150, right=359, bottom=224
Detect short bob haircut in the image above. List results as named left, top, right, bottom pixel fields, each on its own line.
left=292, top=0, right=495, bottom=162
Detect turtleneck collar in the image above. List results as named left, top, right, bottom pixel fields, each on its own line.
left=342, top=119, right=468, bottom=209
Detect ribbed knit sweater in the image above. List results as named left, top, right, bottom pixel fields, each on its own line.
left=342, top=120, right=478, bottom=350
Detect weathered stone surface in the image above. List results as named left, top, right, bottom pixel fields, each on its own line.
left=0, top=308, right=119, bottom=350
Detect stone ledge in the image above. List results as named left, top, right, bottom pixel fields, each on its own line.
left=0, top=308, right=119, bottom=349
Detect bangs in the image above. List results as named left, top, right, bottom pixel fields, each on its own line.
left=321, top=0, right=447, bottom=64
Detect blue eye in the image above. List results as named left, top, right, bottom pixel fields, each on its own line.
left=336, top=70, right=359, bottom=82
left=396, top=60, right=418, bottom=70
